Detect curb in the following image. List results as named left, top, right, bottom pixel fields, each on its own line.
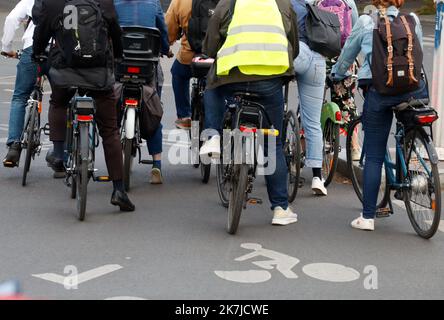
left=336, top=151, right=444, bottom=189
left=419, top=15, right=437, bottom=24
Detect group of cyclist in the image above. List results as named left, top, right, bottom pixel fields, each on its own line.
left=0, top=0, right=431, bottom=233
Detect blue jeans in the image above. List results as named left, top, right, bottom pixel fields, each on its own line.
left=7, top=47, right=37, bottom=145
left=147, top=124, right=163, bottom=155
left=294, top=42, right=325, bottom=169
left=171, top=59, right=192, bottom=119
left=362, top=80, right=428, bottom=219
left=204, top=78, right=288, bottom=210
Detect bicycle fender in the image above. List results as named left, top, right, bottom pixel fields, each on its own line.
left=321, top=102, right=343, bottom=130
left=424, top=134, right=440, bottom=165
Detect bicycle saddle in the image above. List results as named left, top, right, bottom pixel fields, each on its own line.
left=393, top=98, right=429, bottom=112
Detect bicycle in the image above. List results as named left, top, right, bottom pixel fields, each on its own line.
left=346, top=98, right=441, bottom=239
left=20, top=55, right=49, bottom=186
left=190, top=56, right=214, bottom=184
left=220, top=91, right=279, bottom=235
left=65, top=93, right=109, bottom=221
left=116, top=27, right=161, bottom=192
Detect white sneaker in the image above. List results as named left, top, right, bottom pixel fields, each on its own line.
left=199, top=135, right=221, bottom=159
left=272, top=206, right=298, bottom=226
left=351, top=214, right=375, bottom=231
left=312, top=177, right=327, bottom=196
left=352, top=147, right=362, bottom=161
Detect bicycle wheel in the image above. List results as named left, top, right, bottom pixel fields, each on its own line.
left=403, top=128, right=441, bottom=239
left=190, top=85, right=201, bottom=169
left=322, top=120, right=340, bottom=187
left=122, top=138, right=134, bottom=192
left=283, top=110, right=302, bottom=203
left=227, top=164, right=249, bottom=235
left=216, top=159, right=230, bottom=208
left=76, top=123, right=90, bottom=221
left=346, top=117, right=389, bottom=208
left=22, top=101, right=39, bottom=186
left=201, top=163, right=211, bottom=184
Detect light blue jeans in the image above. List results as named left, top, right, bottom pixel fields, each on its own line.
left=294, top=41, right=325, bottom=169
left=7, top=46, right=37, bottom=145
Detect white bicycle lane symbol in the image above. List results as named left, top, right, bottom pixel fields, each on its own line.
left=215, top=243, right=361, bottom=284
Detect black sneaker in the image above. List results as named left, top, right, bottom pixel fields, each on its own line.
left=111, top=190, right=136, bottom=212
left=3, top=142, right=22, bottom=168
left=45, top=150, right=66, bottom=179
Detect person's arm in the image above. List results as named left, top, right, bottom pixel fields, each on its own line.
left=1, top=0, right=30, bottom=53
left=288, top=5, right=299, bottom=60
left=32, top=0, right=52, bottom=57
left=101, top=0, right=123, bottom=58
left=346, top=0, right=359, bottom=27
left=202, top=2, right=225, bottom=58
left=155, top=0, right=170, bottom=55
left=165, top=0, right=180, bottom=45
left=332, top=15, right=369, bottom=79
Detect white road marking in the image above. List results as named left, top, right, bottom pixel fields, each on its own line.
left=105, top=296, right=147, bottom=300
left=0, top=76, right=16, bottom=80
left=32, top=264, right=123, bottom=288
left=3, top=89, right=13, bottom=93
left=302, top=263, right=360, bottom=283
left=214, top=270, right=272, bottom=284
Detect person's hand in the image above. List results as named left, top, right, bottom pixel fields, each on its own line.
left=1, top=51, right=18, bottom=59
left=167, top=49, right=174, bottom=58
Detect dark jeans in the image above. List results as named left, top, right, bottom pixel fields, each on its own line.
left=204, top=78, right=289, bottom=210
left=48, top=86, right=123, bottom=181
left=362, top=80, right=428, bottom=219
left=171, top=59, right=192, bottom=119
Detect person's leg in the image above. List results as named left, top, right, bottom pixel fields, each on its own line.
left=92, top=90, right=135, bottom=211
left=171, top=59, right=192, bottom=128
left=146, top=124, right=163, bottom=184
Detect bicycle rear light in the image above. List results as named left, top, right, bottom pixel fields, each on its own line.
left=416, top=114, right=438, bottom=124
left=335, top=111, right=342, bottom=122
left=125, top=99, right=139, bottom=107
left=127, top=66, right=141, bottom=74
left=77, top=115, right=94, bottom=122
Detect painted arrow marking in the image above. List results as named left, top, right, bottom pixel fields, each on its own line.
left=32, top=264, right=123, bottom=289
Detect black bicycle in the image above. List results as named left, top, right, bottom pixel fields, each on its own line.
left=190, top=56, right=213, bottom=183
left=346, top=98, right=441, bottom=238
left=21, top=55, right=49, bottom=186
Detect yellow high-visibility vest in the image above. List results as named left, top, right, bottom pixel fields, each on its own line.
left=216, top=0, right=290, bottom=76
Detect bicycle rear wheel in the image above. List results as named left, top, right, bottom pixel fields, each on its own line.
left=403, top=128, right=441, bottom=239
left=227, top=164, right=249, bottom=235
left=346, top=117, right=389, bottom=208
left=76, top=123, right=90, bottom=221
left=22, top=102, right=39, bottom=186
left=322, top=120, right=340, bottom=187
left=122, top=138, right=135, bottom=192
left=216, top=159, right=230, bottom=208
left=283, top=110, right=302, bottom=203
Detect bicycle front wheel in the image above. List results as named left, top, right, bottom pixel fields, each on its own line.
left=22, top=102, right=39, bottom=186
left=404, top=128, right=441, bottom=239
left=76, top=123, right=90, bottom=221
left=227, top=164, right=249, bottom=235
left=216, top=159, right=230, bottom=208
left=283, top=110, right=302, bottom=203
left=346, top=117, right=389, bottom=208
left=322, top=120, right=340, bottom=187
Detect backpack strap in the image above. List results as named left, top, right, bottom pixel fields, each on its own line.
left=400, top=15, right=419, bottom=85
left=380, top=9, right=394, bottom=87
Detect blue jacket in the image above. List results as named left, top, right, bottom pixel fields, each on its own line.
left=115, top=0, right=170, bottom=55
left=332, top=6, right=423, bottom=82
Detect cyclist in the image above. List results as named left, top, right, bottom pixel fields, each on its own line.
left=33, top=0, right=135, bottom=212
left=200, top=0, right=300, bottom=226
left=1, top=0, right=38, bottom=168
left=115, top=0, right=173, bottom=184
left=332, top=0, right=428, bottom=231
left=165, top=0, right=195, bottom=130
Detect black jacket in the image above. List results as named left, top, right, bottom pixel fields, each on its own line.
left=33, top=0, right=124, bottom=90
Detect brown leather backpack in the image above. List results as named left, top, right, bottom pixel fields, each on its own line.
left=371, top=11, right=423, bottom=96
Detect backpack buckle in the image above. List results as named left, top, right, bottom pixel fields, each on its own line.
left=387, top=45, right=393, bottom=53
left=387, top=64, right=393, bottom=71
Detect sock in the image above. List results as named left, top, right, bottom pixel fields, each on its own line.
left=113, top=180, right=124, bottom=192
left=153, top=160, right=161, bottom=171
left=53, top=141, right=64, bottom=160
left=312, top=168, right=322, bottom=179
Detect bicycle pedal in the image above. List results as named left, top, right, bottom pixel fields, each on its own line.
left=247, top=198, right=263, bottom=205
left=95, top=176, right=111, bottom=182
left=140, top=160, right=154, bottom=165
left=394, top=190, right=404, bottom=201
left=376, top=207, right=393, bottom=218
left=42, top=123, right=50, bottom=136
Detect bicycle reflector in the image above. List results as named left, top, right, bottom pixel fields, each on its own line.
left=77, top=115, right=93, bottom=122
left=125, top=99, right=139, bottom=107
left=416, top=114, right=438, bottom=124
left=335, top=111, right=342, bottom=122
left=127, top=66, right=141, bottom=74
left=239, top=126, right=279, bottom=137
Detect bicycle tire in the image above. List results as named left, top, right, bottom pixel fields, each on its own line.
left=76, top=123, right=89, bottom=221
left=322, top=120, right=340, bottom=187
left=22, top=102, right=39, bottom=186
left=283, top=110, right=302, bottom=203
left=227, top=164, right=249, bottom=235
left=190, top=85, right=201, bottom=169
left=403, top=127, right=441, bottom=239
left=216, top=160, right=230, bottom=208
left=122, top=138, right=134, bottom=192
left=346, top=117, right=389, bottom=208
left=201, top=163, right=211, bottom=184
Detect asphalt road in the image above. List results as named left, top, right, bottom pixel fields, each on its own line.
left=0, top=12, right=443, bottom=300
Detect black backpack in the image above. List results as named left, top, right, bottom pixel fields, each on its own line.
left=58, top=0, right=110, bottom=68
left=187, top=0, right=220, bottom=54
left=371, top=12, right=423, bottom=96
